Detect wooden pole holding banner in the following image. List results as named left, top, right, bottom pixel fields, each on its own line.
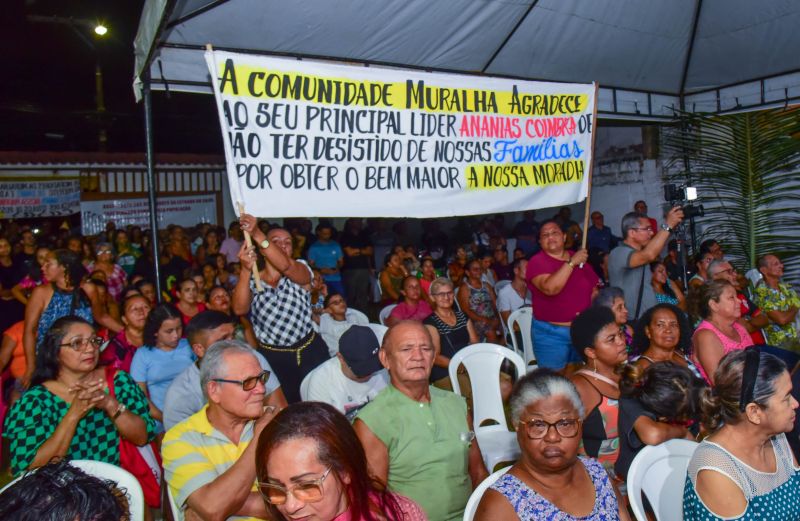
left=237, top=202, right=264, bottom=292
left=580, top=83, right=601, bottom=252
left=207, top=43, right=262, bottom=292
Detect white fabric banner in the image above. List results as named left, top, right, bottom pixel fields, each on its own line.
left=0, top=179, right=80, bottom=218
left=205, top=51, right=597, bottom=218
left=80, top=194, right=218, bottom=235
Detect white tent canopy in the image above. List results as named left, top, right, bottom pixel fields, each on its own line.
left=134, top=0, right=800, bottom=119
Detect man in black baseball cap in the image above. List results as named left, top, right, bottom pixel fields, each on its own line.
left=300, top=325, right=389, bottom=419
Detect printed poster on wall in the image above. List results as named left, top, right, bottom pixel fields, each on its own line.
left=205, top=51, right=597, bottom=218
left=0, top=178, right=80, bottom=218
left=81, top=194, right=218, bottom=235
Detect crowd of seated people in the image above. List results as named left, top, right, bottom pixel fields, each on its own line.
left=0, top=204, right=799, bottom=521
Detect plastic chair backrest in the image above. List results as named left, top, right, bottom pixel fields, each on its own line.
left=463, top=465, right=511, bottom=521
left=346, top=308, right=369, bottom=324
left=449, top=343, right=525, bottom=431
left=367, top=323, right=388, bottom=344
left=507, top=307, right=535, bottom=367
left=70, top=460, right=145, bottom=521
left=626, top=439, right=698, bottom=521
left=744, top=268, right=763, bottom=299
left=378, top=304, right=397, bottom=325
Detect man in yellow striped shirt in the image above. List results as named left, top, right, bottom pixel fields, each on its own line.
left=162, top=340, right=278, bottom=520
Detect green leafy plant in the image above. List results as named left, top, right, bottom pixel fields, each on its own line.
left=662, top=108, right=800, bottom=279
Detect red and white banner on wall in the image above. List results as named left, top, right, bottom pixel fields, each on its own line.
left=0, top=179, right=81, bottom=218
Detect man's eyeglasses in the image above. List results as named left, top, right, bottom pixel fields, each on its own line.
left=212, top=370, right=270, bottom=391
left=632, top=227, right=654, bottom=233
left=518, top=418, right=581, bottom=439
left=258, top=466, right=332, bottom=505
left=60, top=336, right=104, bottom=351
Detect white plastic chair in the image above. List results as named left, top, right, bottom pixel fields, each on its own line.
left=366, top=323, right=388, bottom=344
left=378, top=304, right=397, bottom=325
left=70, top=460, right=146, bottom=521
left=346, top=307, right=369, bottom=324
left=744, top=267, right=764, bottom=302
left=449, top=343, right=525, bottom=472
left=463, top=465, right=511, bottom=521
left=627, top=438, right=699, bottom=521
left=507, top=307, right=536, bottom=369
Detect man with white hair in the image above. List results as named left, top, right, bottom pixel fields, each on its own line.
left=162, top=340, right=277, bottom=520
left=608, top=207, right=683, bottom=321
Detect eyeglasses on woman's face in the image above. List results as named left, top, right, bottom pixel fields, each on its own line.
left=258, top=466, right=332, bottom=505
left=432, top=290, right=454, bottom=298
left=60, top=336, right=104, bottom=352
left=212, top=370, right=270, bottom=391
left=518, top=417, right=581, bottom=439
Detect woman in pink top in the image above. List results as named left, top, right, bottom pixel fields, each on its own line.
left=386, top=276, right=432, bottom=327
left=691, top=280, right=754, bottom=384
left=256, top=402, right=426, bottom=521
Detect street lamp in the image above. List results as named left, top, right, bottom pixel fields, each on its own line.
left=27, top=15, right=110, bottom=151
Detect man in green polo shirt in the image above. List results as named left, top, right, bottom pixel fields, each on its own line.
left=355, top=321, right=488, bottom=521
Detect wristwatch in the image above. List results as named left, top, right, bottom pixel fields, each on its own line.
left=661, top=223, right=672, bottom=233
left=260, top=238, right=270, bottom=249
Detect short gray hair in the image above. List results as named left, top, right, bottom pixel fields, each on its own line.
left=199, top=339, right=258, bottom=400
left=621, top=211, right=646, bottom=239
left=510, top=370, right=585, bottom=424
left=707, top=259, right=730, bottom=279
left=594, top=286, right=624, bottom=309
left=429, top=277, right=453, bottom=296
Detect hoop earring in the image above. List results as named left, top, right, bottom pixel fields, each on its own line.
left=593, top=359, right=598, bottom=373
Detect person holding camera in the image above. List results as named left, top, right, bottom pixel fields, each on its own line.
left=608, top=206, right=684, bottom=322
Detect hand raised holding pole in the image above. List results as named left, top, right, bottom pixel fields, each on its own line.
left=237, top=202, right=263, bottom=292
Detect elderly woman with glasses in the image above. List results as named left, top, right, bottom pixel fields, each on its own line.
left=475, top=369, right=630, bottom=521
left=4, top=315, right=156, bottom=476
left=423, top=277, right=478, bottom=389
left=255, top=401, right=426, bottom=521
left=684, top=348, right=800, bottom=519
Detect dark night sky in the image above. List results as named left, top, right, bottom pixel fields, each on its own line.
left=1, top=0, right=224, bottom=154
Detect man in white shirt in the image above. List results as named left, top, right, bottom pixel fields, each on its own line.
left=301, top=325, right=388, bottom=421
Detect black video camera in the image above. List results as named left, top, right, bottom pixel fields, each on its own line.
left=664, top=183, right=704, bottom=219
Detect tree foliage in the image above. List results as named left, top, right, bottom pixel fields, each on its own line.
left=662, top=108, right=800, bottom=276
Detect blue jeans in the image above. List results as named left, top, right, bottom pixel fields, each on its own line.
left=531, top=319, right=581, bottom=370
left=325, top=279, right=345, bottom=297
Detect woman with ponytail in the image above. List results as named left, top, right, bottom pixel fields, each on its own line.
left=569, top=306, right=628, bottom=477
left=21, top=250, right=122, bottom=388
left=615, top=361, right=705, bottom=480
left=684, top=348, right=800, bottom=520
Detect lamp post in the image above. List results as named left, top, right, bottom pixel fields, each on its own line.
left=27, top=15, right=110, bottom=151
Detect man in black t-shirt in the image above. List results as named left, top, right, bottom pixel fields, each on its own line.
left=340, top=218, right=373, bottom=313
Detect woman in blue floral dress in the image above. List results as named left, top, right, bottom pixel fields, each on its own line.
left=475, top=369, right=629, bottom=520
